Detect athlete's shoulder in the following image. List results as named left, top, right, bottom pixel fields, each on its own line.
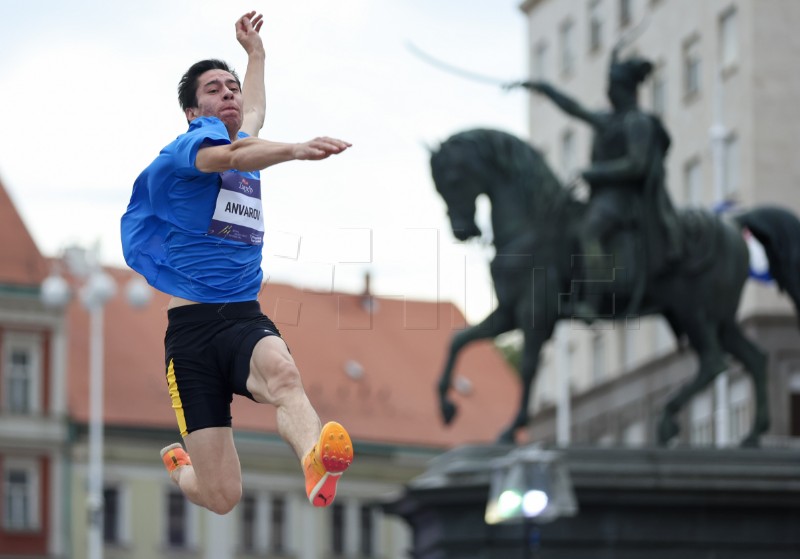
left=178, top=117, right=230, bottom=142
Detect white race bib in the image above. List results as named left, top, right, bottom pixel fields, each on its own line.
left=207, top=171, right=264, bottom=245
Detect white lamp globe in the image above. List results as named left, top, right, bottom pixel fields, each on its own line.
left=41, top=274, right=71, bottom=308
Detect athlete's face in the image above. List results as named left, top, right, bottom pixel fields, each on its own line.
left=185, top=69, right=243, bottom=133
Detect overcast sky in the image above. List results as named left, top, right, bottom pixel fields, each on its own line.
left=0, top=0, right=529, bottom=323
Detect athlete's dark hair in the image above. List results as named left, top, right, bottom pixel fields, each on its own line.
left=177, top=59, right=240, bottom=111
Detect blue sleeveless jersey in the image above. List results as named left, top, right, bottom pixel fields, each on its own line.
left=121, top=117, right=265, bottom=302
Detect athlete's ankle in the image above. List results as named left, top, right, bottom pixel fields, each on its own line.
left=169, top=466, right=186, bottom=486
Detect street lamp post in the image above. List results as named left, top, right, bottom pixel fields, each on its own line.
left=41, top=245, right=150, bottom=559
left=84, top=273, right=114, bottom=559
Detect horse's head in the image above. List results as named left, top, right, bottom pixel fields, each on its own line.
left=429, top=130, right=498, bottom=241
left=430, top=159, right=482, bottom=240
left=430, top=128, right=563, bottom=244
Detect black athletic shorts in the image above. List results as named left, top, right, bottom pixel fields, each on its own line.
left=164, top=301, right=282, bottom=437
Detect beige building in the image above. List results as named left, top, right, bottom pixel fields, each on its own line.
left=518, top=0, right=800, bottom=446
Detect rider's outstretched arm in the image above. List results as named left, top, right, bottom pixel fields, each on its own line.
left=506, top=80, right=602, bottom=128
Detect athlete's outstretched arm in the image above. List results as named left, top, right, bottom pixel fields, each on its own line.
left=237, top=11, right=266, bottom=137
left=195, top=136, right=351, bottom=174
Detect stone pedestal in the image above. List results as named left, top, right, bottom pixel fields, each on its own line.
left=385, top=445, right=800, bottom=558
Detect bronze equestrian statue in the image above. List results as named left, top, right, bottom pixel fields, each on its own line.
left=430, top=55, right=800, bottom=447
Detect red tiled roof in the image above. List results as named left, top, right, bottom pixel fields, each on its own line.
left=67, top=267, right=520, bottom=449
left=0, top=178, right=48, bottom=286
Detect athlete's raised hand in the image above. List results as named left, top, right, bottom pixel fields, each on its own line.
left=236, top=11, right=264, bottom=56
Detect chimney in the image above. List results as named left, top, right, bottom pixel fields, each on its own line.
left=363, top=271, right=371, bottom=298
left=360, top=271, right=377, bottom=313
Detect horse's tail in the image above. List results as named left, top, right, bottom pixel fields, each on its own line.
left=734, top=206, right=800, bottom=328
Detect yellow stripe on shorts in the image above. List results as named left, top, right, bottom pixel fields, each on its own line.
left=166, top=359, right=188, bottom=437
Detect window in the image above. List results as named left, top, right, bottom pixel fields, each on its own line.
left=683, top=36, right=701, bottom=98
left=5, top=470, right=32, bottom=530
left=166, top=491, right=186, bottom=547
left=240, top=493, right=257, bottom=553
left=166, top=490, right=195, bottom=548
left=269, top=494, right=286, bottom=553
left=722, top=133, right=740, bottom=199
left=3, top=333, right=42, bottom=415
left=331, top=502, right=345, bottom=555
left=3, top=459, right=40, bottom=531
left=719, top=7, right=738, bottom=71
left=103, top=486, right=123, bottom=544
left=326, top=500, right=382, bottom=557
left=619, top=0, right=632, bottom=28
left=650, top=63, right=666, bottom=117
left=360, top=505, right=376, bottom=557
left=588, top=0, right=603, bottom=52
left=533, top=41, right=549, bottom=81
left=102, top=485, right=129, bottom=545
left=238, top=491, right=287, bottom=555
left=684, top=157, right=702, bottom=206
left=559, top=20, right=575, bottom=77
left=560, top=128, right=576, bottom=181
left=7, top=351, right=31, bottom=413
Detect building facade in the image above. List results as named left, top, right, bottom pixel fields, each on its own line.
left=0, top=182, right=67, bottom=558
left=518, top=0, right=800, bottom=446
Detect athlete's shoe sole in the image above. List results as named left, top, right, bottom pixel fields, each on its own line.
left=160, top=442, right=192, bottom=474
left=304, top=421, right=353, bottom=507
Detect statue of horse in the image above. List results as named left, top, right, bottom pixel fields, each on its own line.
left=430, top=128, right=800, bottom=447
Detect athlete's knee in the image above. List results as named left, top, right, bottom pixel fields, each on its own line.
left=268, top=359, right=304, bottom=399
left=203, top=478, right=242, bottom=515
left=249, top=355, right=304, bottom=404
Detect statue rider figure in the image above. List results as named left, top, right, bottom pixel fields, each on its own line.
left=507, top=48, right=682, bottom=319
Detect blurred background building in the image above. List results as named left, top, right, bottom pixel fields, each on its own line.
left=0, top=177, right=519, bottom=558
left=520, top=0, right=800, bottom=448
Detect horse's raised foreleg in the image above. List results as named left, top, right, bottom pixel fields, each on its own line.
left=658, top=319, right=727, bottom=446
left=497, top=329, right=549, bottom=444
left=718, top=320, right=770, bottom=447
left=438, top=307, right=515, bottom=426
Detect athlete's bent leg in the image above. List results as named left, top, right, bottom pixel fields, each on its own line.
left=246, top=336, right=321, bottom=458
left=171, top=427, right=243, bottom=515
left=246, top=336, right=353, bottom=506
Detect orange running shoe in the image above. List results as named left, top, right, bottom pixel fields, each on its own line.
left=160, top=442, right=192, bottom=474
left=303, top=421, right=353, bottom=507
